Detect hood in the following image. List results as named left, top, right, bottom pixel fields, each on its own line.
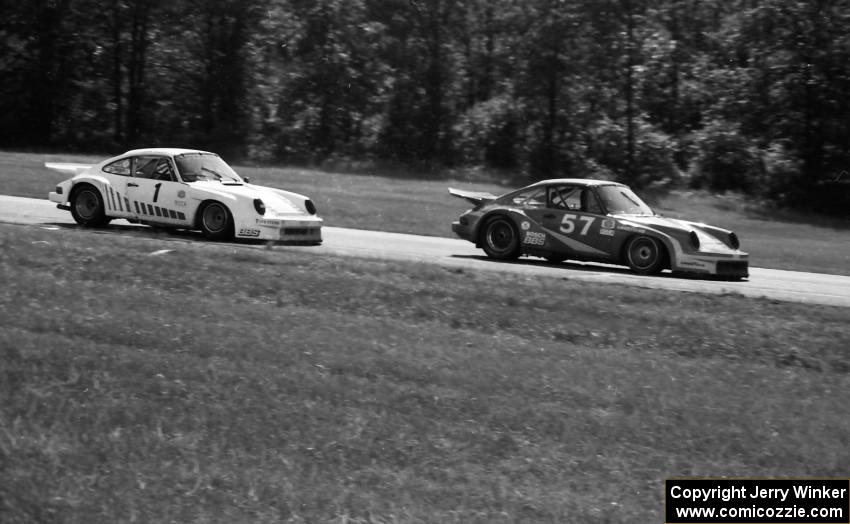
left=189, top=181, right=309, bottom=216
left=615, top=214, right=694, bottom=233
left=617, top=214, right=737, bottom=253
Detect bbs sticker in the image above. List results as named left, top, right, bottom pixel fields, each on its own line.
left=523, top=231, right=546, bottom=246
left=238, top=228, right=261, bottom=237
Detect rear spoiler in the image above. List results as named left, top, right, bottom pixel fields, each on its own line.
left=45, top=162, right=92, bottom=176
left=448, top=187, right=497, bottom=206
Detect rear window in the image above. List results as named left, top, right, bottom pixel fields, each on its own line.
left=102, top=158, right=131, bottom=176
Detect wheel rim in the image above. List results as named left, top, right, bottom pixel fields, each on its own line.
left=75, top=189, right=99, bottom=220
left=202, top=203, right=227, bottom=233
left=486, top=220, right=515, bottom=254
left=628, top=237, right=658, bottom=270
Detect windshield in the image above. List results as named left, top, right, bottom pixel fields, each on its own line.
left=174, top=153, right=242, bottom=183
left=596, top=185, right=654, bottom=216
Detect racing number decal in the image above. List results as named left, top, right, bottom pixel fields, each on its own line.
left=560, top=214, right=596, bottom=235
left=153, top=183, right=162, bottom=203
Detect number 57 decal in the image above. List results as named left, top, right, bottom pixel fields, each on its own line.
left=560, top=214, right=596, bottom=235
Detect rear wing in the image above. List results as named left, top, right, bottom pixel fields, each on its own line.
left=45, top=162, right=92, bottom=176
left=448, top=187, right=497, bottom=206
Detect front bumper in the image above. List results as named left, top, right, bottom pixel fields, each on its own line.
left=237, top=217, right=323, bottom=243
left=672, top=253, right=749, bottom=278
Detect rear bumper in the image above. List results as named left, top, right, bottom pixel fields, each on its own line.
left=452, top=221, right=475, bottom=242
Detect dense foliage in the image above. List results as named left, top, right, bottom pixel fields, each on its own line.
left=2, top=0, right=849, bottom=201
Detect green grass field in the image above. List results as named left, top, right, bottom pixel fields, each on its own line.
left=1, top=224, right=849, bottom=523
left=3, top=150, right=849, bottom=275
left=1, top=151, right=849, bottom=522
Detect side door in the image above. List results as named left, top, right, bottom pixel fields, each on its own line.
left=125, top=155, right=192, bottom=226
left=538, top=185, right=613, bottom=258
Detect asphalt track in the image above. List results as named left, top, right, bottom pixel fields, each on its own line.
left=2, top=194, right=850, bottom=308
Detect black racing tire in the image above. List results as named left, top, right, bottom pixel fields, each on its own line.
left=69, top=184, right=110, bottom=227
left=198, top=201, right=234, bottom=240
left=480, top=216, right=521, bottom=260
left=624, top=235, right=666, bottom=275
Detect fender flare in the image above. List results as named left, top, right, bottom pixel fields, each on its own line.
left=474, top=210, right=521, bottom=247
left=619, top=231, right=676, bottom=270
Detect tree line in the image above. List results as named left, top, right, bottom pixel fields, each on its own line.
left=2, top=0, right=850, bottom=207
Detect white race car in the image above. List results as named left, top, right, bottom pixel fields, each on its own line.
left=47, top=148, right=322, bottom=243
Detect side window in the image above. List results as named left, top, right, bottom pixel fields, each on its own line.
left=133, top=156, right=175, bottom=181
left=548, top=186, right=582, bottom=210
left=133, top=156, right=160, bottom=179
left=153, top=157, right=176, bottom=181
left=509, top=187, right=546, bottom=207
left=583, top=189, right=604, bottom=214
left=102, top=158, right=131, bottom=176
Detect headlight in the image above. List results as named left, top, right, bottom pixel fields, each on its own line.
left=729, top=232, right=740, bottom=249
left=689, top=231, right=700, bottom=249
left=253, top=199, right=266, bottom=215
left=305, top=199, right=317, bottom=215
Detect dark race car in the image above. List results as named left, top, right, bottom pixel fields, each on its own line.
left=450, top=179, right=748, bottom=279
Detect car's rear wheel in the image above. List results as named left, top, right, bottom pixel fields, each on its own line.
left=481, top=216, right=520, bottom=260
left=70, top=184, right=110, bottom=227
left=625, top=235, right=666, bottom=275
left=198, top=201, right=234, bottom=240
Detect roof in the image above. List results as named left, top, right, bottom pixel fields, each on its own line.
left=529, top=178, right=625, bottom=187
left=121, top=148, right=217, bottom=157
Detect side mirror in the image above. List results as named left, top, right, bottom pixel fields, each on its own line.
left=243, top=176, right=250, bottom=183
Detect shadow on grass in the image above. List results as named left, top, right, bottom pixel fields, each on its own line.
left=43, top=222, right=323, bottom=248
left=449, top=253, right=749, bottom=281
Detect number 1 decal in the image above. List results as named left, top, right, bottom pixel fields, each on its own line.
left=560, top=214, right=596, bottom=235
left=153, top=183, right=162, bottom=203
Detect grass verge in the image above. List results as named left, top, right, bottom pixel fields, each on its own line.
left=1, top=223, right=848, bottom=523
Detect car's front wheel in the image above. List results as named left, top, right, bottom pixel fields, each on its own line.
left=625, top=235, right=666, bottom=275
left=481, top=216, right=520, bottom=260
left=198, top=201, right=234, bottom=240
left=70, top=184, right=110, bottom=227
